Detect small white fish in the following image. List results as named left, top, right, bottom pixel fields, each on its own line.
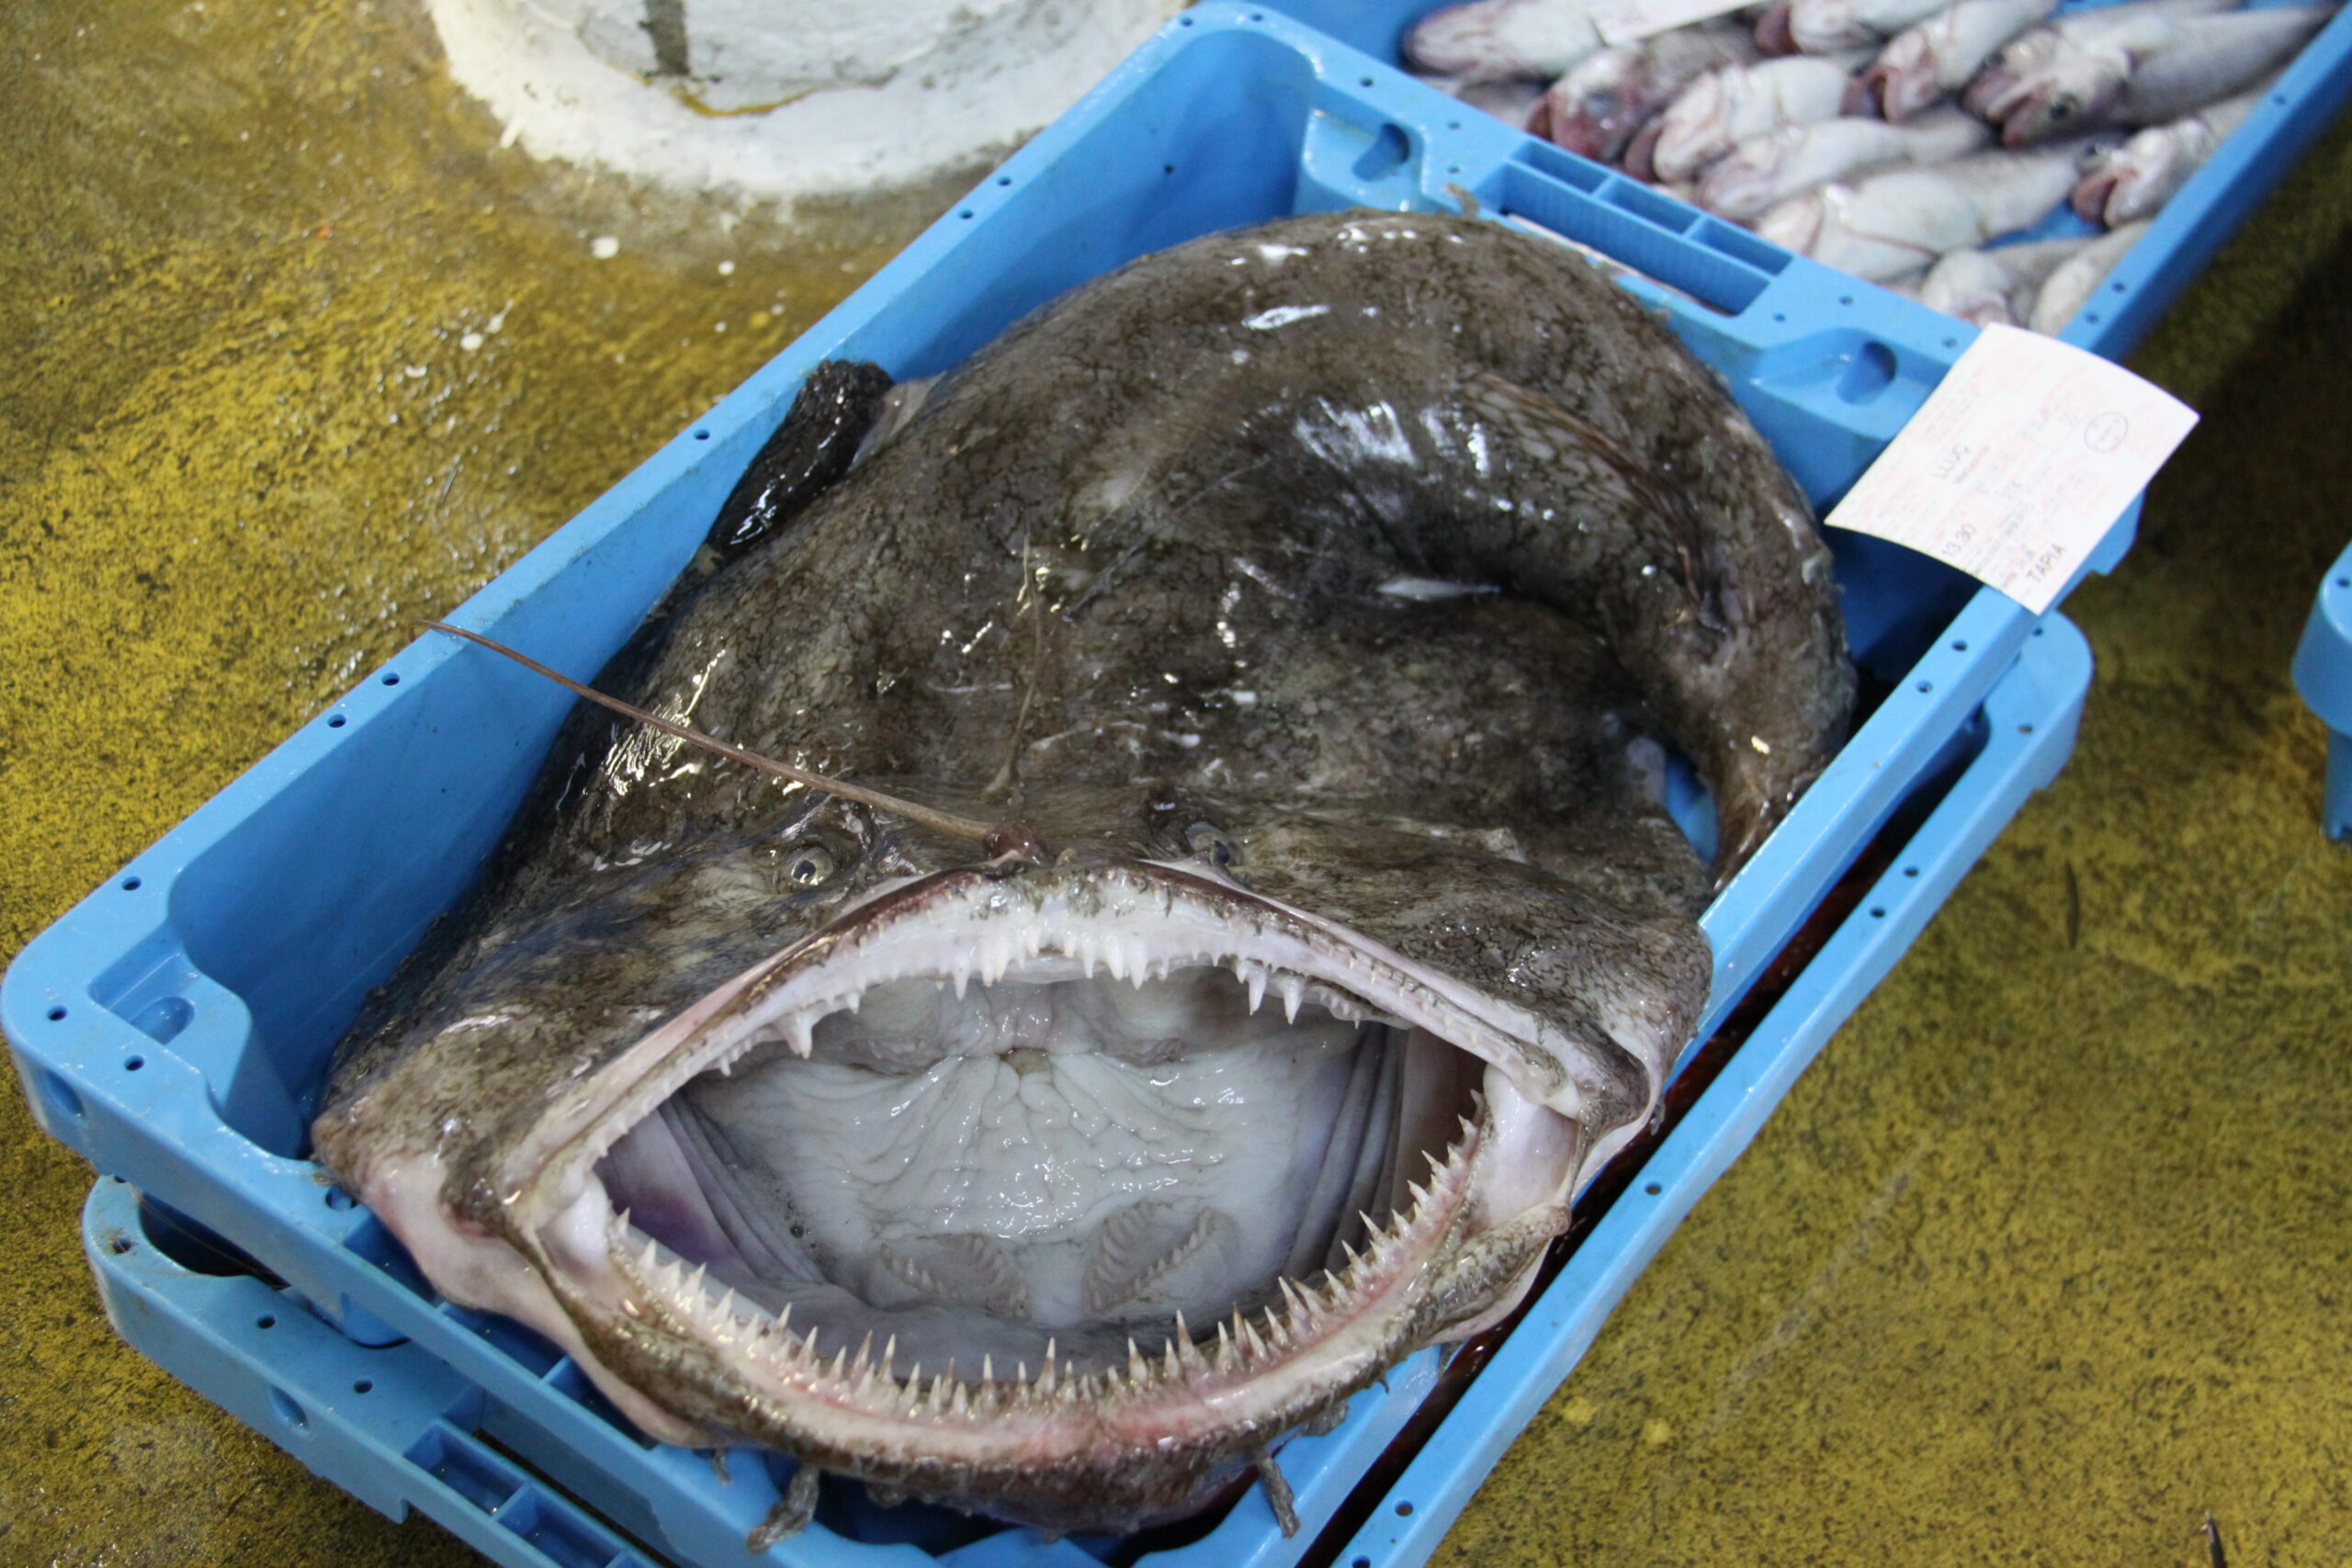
left=1697, top=107, right=1991, bottom=222
left=1406, top=0, right=1608, bottom=85
left=1963, top=0, right=2301, bottom=145
left=1849, top=0, right=2060, bottom=120
left=1534, top=22, right=1761, bottom=162
left=1639, top=51, right=1871, bottom=184
left=1454, top=75, right=1552, bottom=130
left=1773, top=0, right=1962, bottom=55
left=1918, top=235, right=2099, bottom=324
left=1755, top=139, right=2107, bottom=280
left=2070, top=81, right=2268, bottom=223
left=2028, top=220, right=2153, bottom=331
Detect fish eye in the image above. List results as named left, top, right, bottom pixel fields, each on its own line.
left=1184, top=821, right=1238, bottom=868
left=783, top=842, right=838, bottom=886
left=2048, top=96, right=2075, bottom=122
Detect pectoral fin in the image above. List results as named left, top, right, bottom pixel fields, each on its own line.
left=707, top=359, right=895, bottom=556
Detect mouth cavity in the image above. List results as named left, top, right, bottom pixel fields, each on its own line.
left=520, top=876, right=1574, bottom=1431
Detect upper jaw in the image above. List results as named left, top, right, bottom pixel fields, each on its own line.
left=499, top=856, right=1600, bottom=1232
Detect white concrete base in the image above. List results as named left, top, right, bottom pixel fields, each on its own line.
left=427, top=0, right=1185, bottom=204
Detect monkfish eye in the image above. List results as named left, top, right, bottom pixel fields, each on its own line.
left=783, top=842, right=838, bottom=886
left=1183, top=821, right=1238, bottom=868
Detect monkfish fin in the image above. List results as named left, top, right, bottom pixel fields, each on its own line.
left=707, top=358, right=896, bottom=557
left=746, top=1463, right=823, bottom=1551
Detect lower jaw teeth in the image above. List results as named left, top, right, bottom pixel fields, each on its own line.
left=597, top=1111, right=1482, bottom=1418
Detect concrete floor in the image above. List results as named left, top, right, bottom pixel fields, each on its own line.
left=4, top=2, right=2350, bottom=1564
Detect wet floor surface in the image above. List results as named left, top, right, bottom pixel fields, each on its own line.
left=4, top=2, right=2350, bottom=1563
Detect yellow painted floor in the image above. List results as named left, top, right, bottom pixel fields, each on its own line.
left=4, top=2, right=2350, bottom=1563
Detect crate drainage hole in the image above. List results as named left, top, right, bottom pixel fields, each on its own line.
left=124, top=1055, right=145, bottom=1072
left=270, top=1389, right=308, bottom=1430
left=130, top=995, right=194, bottom=1045
left=120, top=876, right=141, bottom=891
left=40, top=1072, right=83, bottom=1120
left=1396, top=1501, right=1415, bottom=1516
left=354, top=1380, right=374, bottom=1394
left=328, top=715, right=346, bottom=728
left=380, top=672, right=400, bottom=686
left=109, top=1235, right=135, bottom=1256
left=257, top=1314, right=277, bottom=1329
left=325, top=1188, right=356, bottom=1211
left=46, top=1006, right=66, bottom=1021
left=1353, top=122, right=1412, bottom=183
left=1644, top=1181, right=1662, bottom=1194
left=1837, top=341, right=1897, bottom=403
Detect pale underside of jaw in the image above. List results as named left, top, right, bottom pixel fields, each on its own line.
left=514, top=875, right=1587, bottom=1463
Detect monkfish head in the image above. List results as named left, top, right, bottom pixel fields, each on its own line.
left=313, top=773, right=1707, bottom=1536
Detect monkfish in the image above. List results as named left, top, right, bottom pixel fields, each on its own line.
left=312, top=210, right=1852, bottom=1542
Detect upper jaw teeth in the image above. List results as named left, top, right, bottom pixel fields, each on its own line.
left=676, top=948, right=1400, bottom=1093
left=531, top=872, right=1550, bottom=1228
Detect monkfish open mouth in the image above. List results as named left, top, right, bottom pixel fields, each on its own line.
left=492, top=862, right=1601, bottom=1522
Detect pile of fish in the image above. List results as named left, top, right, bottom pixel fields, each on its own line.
left=315, top=210, right=1853, bottom=1546
left=1410, top=0, right=2331, bottom=329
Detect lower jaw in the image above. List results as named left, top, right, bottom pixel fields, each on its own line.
left=519, top=1108, right=1535, bottom=1531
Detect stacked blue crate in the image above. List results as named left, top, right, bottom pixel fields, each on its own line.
left=2291, top=541, right=2352, bottom=839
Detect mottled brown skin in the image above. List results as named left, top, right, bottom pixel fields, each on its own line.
left=315, top=209, right=1849, bottom=1529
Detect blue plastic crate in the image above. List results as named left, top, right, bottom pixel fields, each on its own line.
left=2291, top=539, right=2352, bottom=840
left=77, top=612, right=2095, bottom=1568
left=1261, top=0, right=2352, bottom=359
left=10, top=6, right=2138, bottom=1564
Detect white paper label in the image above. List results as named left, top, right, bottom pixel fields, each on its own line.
left=1822, top=325, right=2198, bottom=615
left=1593, top=0, right=1750, bottom=45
